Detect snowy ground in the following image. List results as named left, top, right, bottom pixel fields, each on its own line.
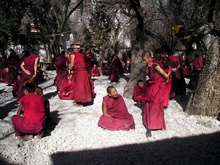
left=0, top=70, right=220, bottom=165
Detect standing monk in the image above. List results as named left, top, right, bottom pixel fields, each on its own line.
left=98, top=86, right=135, bottom=131
left=109, top=50, right=124, bottom=82
left=142, top=51, right=171, bottom=137
left=69, top=45, right=93, bottom=105
left=4, top=49, right=20, bottom=85
left=54, top=51, right=68, bottom=91
left=17, top=50, right=39, bottom=99
left=11, top=83, right=46, bottom=141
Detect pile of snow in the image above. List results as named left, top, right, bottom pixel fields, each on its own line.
left=0, top=70, right=219, bottom=164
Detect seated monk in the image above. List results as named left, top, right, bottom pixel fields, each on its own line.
left=132, top=79, right=147, bottom=103
left=11, top=83, right=46, bottom=141
left=58, top=74, right=74, bottom=100
left=98, top=86, right=135, bottom=131
left=90, top=64, right=100, bottom=77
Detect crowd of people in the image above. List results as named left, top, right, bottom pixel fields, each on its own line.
left=0, top=45, right=206, bottom=140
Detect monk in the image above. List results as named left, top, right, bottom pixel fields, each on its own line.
left=69, top=45, right=93, bottom=105
left=188, top=54, right=203, bottom=90
left=132, top=79, right=147, bottom=103
left=102, top=63, right=110, bottom=76
left=160, top=55, right=172, bottom=108
left=11, top=83, right=46, bottom=141
left=98, top=86, right=135, bottom=131
left=142, top=51, right=171, bottom=137
left=54, top=51, right=68, bottom=91
left=90, top=64, right=100, bottom=77
left=58, top=74, right=75, bottom=100
left=4, top=49, right=20, bottom=85
left=169, top=54, right=186, bottom=98
left=109, top=50, right=124, bottom=82
left=17, top=50, right=39, bottom=99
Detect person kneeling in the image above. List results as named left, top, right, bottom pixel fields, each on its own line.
left=11, top=83, right=46, bottom=141
left=98, top=86, right=135, bottom=131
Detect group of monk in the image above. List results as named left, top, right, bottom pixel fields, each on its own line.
left=7, top=45, right=206, bottom=140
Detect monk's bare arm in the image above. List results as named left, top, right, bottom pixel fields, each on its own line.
left=155, top=65, right=170, bottom=79
left=69, top=54, right=75, bottom=71
left=16, top=103, right=23, bottom=116
left=33, top=57, right=39, bottom=77
left=102, top=100, right=111, bottom=117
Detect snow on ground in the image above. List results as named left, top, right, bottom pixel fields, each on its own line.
left=0, top=70, right=220, bottom=165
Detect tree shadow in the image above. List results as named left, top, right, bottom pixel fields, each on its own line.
left=44, top=90, right=58, bottom=99
left=50, top=132, right=220, bottom=165
left=174, top=94, right=191, bottom=112
left=0, top=100, right=18, bottom=119
left=0, top=155, right=19, bottom=165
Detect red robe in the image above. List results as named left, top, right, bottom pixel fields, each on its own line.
left=143, top=62, right=166, bottom=130
left=12, top=78, right=21, bottom=97
left=54, top=54, right=68, bottom=91
left=90, top=67, right=100, bottom=77
left=17, top=54, right=38, bottom=99
left=71, top=51, right=93, bottom=104
left=102, top=65, right=109, bottom=75
left=109, top=55, right=123, bottom=82
left=132, top=84, right=147, bottom=103
left=58, top=77, right=75, bottom=100
left=11, top=93, right=46, bottom=136
left=98, top=94, right=135, bottom=131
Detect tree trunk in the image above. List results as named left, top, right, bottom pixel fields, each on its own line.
left=123, top=43, right=146, bottom=99
left=187, top=29, right=220, bottom=117
left=123, top=0, right=146, bottom=99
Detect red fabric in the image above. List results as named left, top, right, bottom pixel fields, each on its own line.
left=54, top=54, right=68, bottom=90
left=58, top=77, right=75, bottom=100
left=90, top=67, right=100, bottom=77
left=132, top=84, right=147, bottom=103
left=71, top=51, right=93, bottom=103
left=98, top=94, right=135, bottom=131
left=11, top=93, right=46, bottom=136
left=169, top=55, right=180, bottom=68
left=163, top=68, right=172, bottom=107
left=17, top=54, right=38, bottom=99
left=143, top=62, right=166, bottom=130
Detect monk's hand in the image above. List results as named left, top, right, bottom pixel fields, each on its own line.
left=104, top=113, right=111, bottom=117
left=25, top=69, right=31, bottom=75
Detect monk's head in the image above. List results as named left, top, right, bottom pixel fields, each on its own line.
left=142, top=51, right=153, bottom=65
left=107, top=86, right=118, bottom=99
left=23, top=83, right=35, bottom=95
left=137, top=80, right=144, bottom=88
left=35, top=87, right=43, bottom=96
left=73, top=45, right=81, bottom=53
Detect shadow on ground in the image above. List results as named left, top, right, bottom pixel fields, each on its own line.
left=50, top=131, right=220, bottom=165
left=0, top=100, right=18, bottom=120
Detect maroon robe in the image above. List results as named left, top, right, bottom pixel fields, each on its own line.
left=12, top=78, right=21, bottom=97
left=54, top=54, right=68, bottom=91
left=58, top=76, right=75, bottom=100
left=132, top=84, right=147, bottom=103
left=0, top=57, right=4, bottom=79
left=163, top=68, right=172, bottom=107
left=11, top=93, right=46, bottom=136
left=90, top=67, right=100, bottom=77
left=143, top=62, right=166, bottom=130
left=109, top=55, right=123, bottom=82
left=71, top=51, right=93, bottom=104
left=98, top=94, right=135, bottom=131
left=102, top=64, right=109, bottom=76
left=17, top=54, right=38, bottom=99
left=4, top=53, right=20, bottom=85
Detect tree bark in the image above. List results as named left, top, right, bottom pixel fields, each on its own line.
left=187, top=27, right=220, bottom=117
